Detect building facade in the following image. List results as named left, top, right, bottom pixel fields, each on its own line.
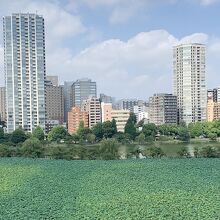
left=68, top=106, right=89, bottom=135
left=64, top=81, right=73, bottom=123
left=117, top=99, right=139, bottom=111
left=101, top=102, right=112, bottom=122
left=133, top=105, right=149, bottom=123
left=111, top=110, right=130, bottom=132
left=207, top=89, right=218, bottom=103
left=149, top=94, right=177, bottom=125
left=100, top=94, right=115, bottom=104
left=82, top=97, right=101, bottom=128
left=207, top=99, right=214, bottom=122
left=72, top=78, right=96, bottom=107
left=213, top=102, right=220, bottom=121
left=173, top=44, right=207, bottom=124
left=3, top=13, right=46, bottom=132
left=0, top=87, right=6, bottom=121
left=46, top=76, right=58, bottom=87
left=45, top=120, right=59, bottom=134
left=45, top=79, right=64, bottom=125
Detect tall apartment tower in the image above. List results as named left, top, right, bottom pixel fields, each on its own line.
left=3, top=14, right=46, bottom=133
left=149, top=94, right=177, bottom=125
left=173, top=44, right=207, bottom=124
left=0, top=87, right=6, bottom=121
left=72, top=78, right=97, bottom=107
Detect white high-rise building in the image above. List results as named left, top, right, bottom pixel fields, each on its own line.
left=3, top=13, right=46, bottom=132
left=173, top=44, right=207, bottom=124
left=0, top=87, right=6, bottom=121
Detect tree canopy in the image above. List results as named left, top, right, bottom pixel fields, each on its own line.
left=124, top=113, right=137, bottom=140
left=48, top=126, right=67, bottom=142
left=11, top=128, right=27, bottom=144
left=32, top=126, right=45, bottom=141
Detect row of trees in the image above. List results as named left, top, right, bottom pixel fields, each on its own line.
left=0, top=136, right=120, bottom=160
left=2, top=117, right=220, bottom=148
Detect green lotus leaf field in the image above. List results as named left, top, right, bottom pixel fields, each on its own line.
left=0, top=158, right=219, bottom=219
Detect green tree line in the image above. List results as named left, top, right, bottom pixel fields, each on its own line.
left=1, top=116, right=220, bottom=160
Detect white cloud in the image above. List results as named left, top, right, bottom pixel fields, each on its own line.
left=0, top=0, right=220, bottom=99
left=1, top=26, right=216, bottom=99
left=0, top=0, right=86, bottom=43
left=198, top=0, right=220, bottom=5
left=45, top=30, right=211, bottom=99
left=178, top=33, right=208, bottom=44
left=27, top=1, right=86, bottom=40
left=79, top=0, right=128, bottom=7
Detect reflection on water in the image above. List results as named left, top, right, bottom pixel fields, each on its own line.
left=123, top=141, right=220, bottom=158
left=186, top=144, right=195, bottom=157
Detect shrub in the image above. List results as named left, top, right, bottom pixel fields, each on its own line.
left=21, top=138, right=43, bottom=158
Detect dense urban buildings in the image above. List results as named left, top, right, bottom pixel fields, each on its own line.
left=173, top=43, right=207, bottom=124
left=45, top=76, right=64, bottom=125
left=100, top=94, right=115, bottom=104
left=133, top=105, right=149, bottom=123
left=82, top=97, right=101, bottom=128
left=207, top=89, right=218, bottom=103
left=72, top=78, right=97, bottom=108
left=3, top=13, right=46, bottom=132
left=111, top=110, right=130, bottom=132
left=45, top=120, right=59, bottom=134
left=149, top=94, right=177, bottom=125
left=207, top=89, right=220, bottom=122
left=0, top=14, right=213, bottom=133
left=68, top=106, right=89, bottom=134
left=0, top=87, right=6, bottom=121
left=116, top=99, right=146, bottom=111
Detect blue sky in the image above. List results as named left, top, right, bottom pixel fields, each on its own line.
left=0, top=0, right=220, bottom=99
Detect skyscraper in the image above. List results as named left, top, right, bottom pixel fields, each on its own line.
left=64, top=81, right=73, bottom=123
left=0, top=87, right=6, bottom=121
left=72, top=78, right=96, bottom=107
left=3, top=13, right=46, bottom=132
left=173, top=44, right=207, bottom=124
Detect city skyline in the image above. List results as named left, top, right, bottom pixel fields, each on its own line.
left=0, top=1, right=220, bottom=99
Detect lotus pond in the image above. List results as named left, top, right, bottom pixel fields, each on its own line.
left=0, top=158, right=219, bottom=219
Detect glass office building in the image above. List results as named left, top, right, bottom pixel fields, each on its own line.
left=71, top=78, right=97, bottom=108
